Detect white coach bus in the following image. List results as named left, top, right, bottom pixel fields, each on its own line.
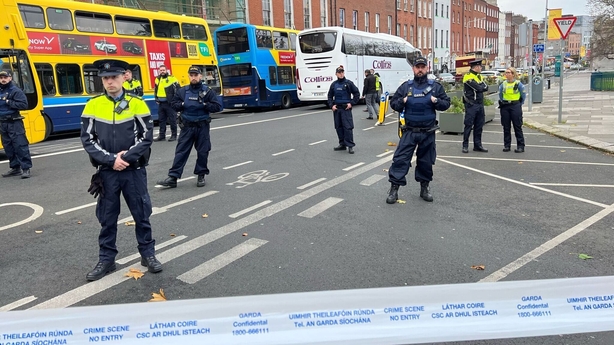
left=295, top=27, right=421, bottom=102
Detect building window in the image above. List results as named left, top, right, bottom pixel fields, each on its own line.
left=446, top=30, right=448, bottom=47
left=339, top=8, right=345, bottom=27
left=365, top=12, right=369, bottom=31
left=442, top=4, right=444, bottom=17
left=375, top=13, right=380, bottom=33
left=404, top=0, right=408, bottom=11
left=262, top=0, right=272, bottom=26
left=397, top=0, right=401, bottom=10
left=441, top=29, right=444, bottom=48
left=417, top=0, right=421, bottom=17
left=404, top=24, right=407, bottom=40
left=435, top=29, right=438, bottom=47
left=284, top=0, right=293, bottom=28
left=427, top=0, right=431, bottom=18
left=320, top=0, right=327, bottom=26
left=397, top=23, right=401, bottom=36
left=435, top=2, right=438, bottom=16
left=410, top=0, right=414, bottom=12
left=410, top=25, right=414, bottom=43
left=388, top=15, right=392, bottom=34
left=304, top=0, right=311, bottom=29
left=353, top=10, right=358, bottom=30
left=428, top=27, right=431, bottom=48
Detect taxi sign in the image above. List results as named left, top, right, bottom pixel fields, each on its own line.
left=553, top=17, right=577, bottom=40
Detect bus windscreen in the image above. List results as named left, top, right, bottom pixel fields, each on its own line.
left=298, top=32, right=336, bottom=54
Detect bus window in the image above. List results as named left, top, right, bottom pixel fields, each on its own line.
left=75, top=11, right=113, bottom=34
left=342, top=34, right=364, bottom=55
left=298, top=32, right=336, bottom=53
left=47, top=8, right=73, bottom=31
left=127, top=65, right=143, bottom=83
left=269, top=66, right=277, bottom=85
left=273, top=31, right=288, bottom=50
left=35, top=63, right=56, bottom=96
left=256, top=29, right=272, bottom=49
left=289, top=33, right=297, bottom=51
left=182, top=23, right=207, bottom=40
left=83, top=64, right=104, bottom=94
left=55, top=64, right=83, bottom=95
left=216, top=28, right=249, bottom=55
left=18, top=4, right=45, bottom=29
left=220, top=64, right=251, bottom=78
left=153, top=20, right=180, bottom=39
left=277, top=66, right=294, bottom=85
left=116, top=16, right=151, bottom=36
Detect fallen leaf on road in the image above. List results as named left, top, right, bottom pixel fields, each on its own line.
left=170, top=233, right=176, bottom=237
left=202, top=214, right=208, bottom=218
left=383, top=169, right=389, bottom=172
left=471, top=265, right=485, bottom=270
left=387, top=142, right=397, bottom=146
left=77, top=221, right=82, bottom=224
left=125, top=268, right=144, bottom=280
left=578, top=253, right=593, bottom=260
left=35, top=230, right=43, bottom=234
left=518, top=161, right=523, bottom=164
left=397, top=200, right=406, bottom=204
left=385, top=149, right=390, bottom=152
left=125, top=221, right=135, bottom=226
left=242, top=233, right=248, bottom=237
left=149, top=289, right=167, bottom=302
left=560, top=150, right=566, bottom=152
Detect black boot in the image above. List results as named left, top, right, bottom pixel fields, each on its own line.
left=86, top=261, right=116, bottom=281
left=420, top=181, right=433, bottom=202
left=386, top=184, right=399, bottom=204
left=141, top=255, right=163, bottom=273
left=333, top=145, right=347, bottom=151
left=196, top=175, right=205, bottom=187
left=168, top=134, right=177, bottom=142
left=2, top=167, right=22, bottom=177
left=157, top=176, right=177, bottom=188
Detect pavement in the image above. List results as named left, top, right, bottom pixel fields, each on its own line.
left=522, top=71, right=614, bottom=154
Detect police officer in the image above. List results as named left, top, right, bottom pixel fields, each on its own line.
left=154, top=64, right=179, bottom=142
left=386, top=57, right=451, bottom=204
left=123, top=69, right=143, bottom=96
left=327, top=65, right=360, bottom=154
left=157, top=66, right=222, bottom=188
left=499, top=66, right=526, bottom=152
left=462, top=59, right=489, bottom=153
left=81, top=59, right=161, bottom=281
left=0, top=70, right=32, bottom=179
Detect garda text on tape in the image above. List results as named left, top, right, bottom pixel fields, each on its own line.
left=2, top=276, right=614, bottom=344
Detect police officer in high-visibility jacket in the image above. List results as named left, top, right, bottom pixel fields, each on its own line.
left=386, top=57, right=450, bottom=204
left=462, top=59, right=489, bottom=153
left=81, top=59, right=161, bottom=281
left=122, top=69, right=143, bottom=96
left=327, top=65, right=360, bottom=154
left=156, top=66, right=223, bottom=188
left=154, top=64, right=179, bottom=142
left=498, top=66, right=526, bottom=153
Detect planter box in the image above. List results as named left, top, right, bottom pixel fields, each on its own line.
left=438, top=111, right=464, bottom=134
left=485, top=105, right=496, bottom=123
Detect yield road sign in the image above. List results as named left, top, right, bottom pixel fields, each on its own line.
left=553, top=17, right=577, bottom=39
left=533, top=44, right=545, bottom=53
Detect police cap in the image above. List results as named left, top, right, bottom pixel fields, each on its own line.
left=414, top=57, right=428, bottom=66
left=94, top=59, right=129, bottom=77
left=335, top=65, right=345, bottom=73
left=469, top=59, right=484, bottom=67
left=0, top=70, right=12, bottom=77
left=188, top=66, right=202, bottom=74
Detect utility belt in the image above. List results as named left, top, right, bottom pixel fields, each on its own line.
left=462, top=96, right=484, bottom=106
left=400, top=122, right=439, bottom=134
left=0, top=115, right=24, bottom=122
left=499, top=100, right=520, bottom=106
left=183, top=118, right=211, bottom=127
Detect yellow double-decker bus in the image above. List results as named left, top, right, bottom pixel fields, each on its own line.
left=0, top=0, right=45, bottom=149
left=16, top=0, right=221, bottom=134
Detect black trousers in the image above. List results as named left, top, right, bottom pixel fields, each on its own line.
left=168, top=122, right=211, bottom=178
left=157, top=102, right=177, bottom=137
left=333, top=107, right=355, bottom=147
left=388, top=130, right=436, bottom=185
left=0, top=119, right=32, bottom=169
left=463, top=103, right=486, bottom=148
left=500, top=103, right=525, bottom=148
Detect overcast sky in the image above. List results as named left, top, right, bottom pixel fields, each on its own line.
left=497, top=0, right=590, bottom=21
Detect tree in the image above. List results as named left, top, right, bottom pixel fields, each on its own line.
left=589, top=0, right=614, bottom=60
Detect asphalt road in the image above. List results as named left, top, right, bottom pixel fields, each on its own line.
left=1, top=103, right=613, bottom=344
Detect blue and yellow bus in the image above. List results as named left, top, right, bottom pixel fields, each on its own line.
left=214, top=24, right=300, bottom=109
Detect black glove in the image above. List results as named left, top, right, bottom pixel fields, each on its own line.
left=177, top=112, right=184, bottom=129
left=87, top=171, right=104, bottom=199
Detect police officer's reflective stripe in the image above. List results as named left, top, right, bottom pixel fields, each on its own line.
left=82, top=95, right=150, bottom=123
left=502, top=81, right=521, bottom=101
left=155, top=76, right=178, bottom=98
left=463, top=73, right=482, bottom=101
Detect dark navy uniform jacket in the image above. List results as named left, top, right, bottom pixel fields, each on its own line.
left=171, top=81, right=223, bottom=122
left=327, top=77, right=360, bottom=108
left=0, top=82, right=28, bottom=120
left=390, top=76, right=450, bottom=128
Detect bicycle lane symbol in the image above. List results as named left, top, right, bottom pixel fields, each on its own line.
left=0, top=202, right=44, bottom=232
left=226, top=170, right=289, bottom=189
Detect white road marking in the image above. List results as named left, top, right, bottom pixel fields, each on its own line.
left=29, top=155, right=393, bottom=309
left=0, top=296, right=37, bottom=311
left=222, top=161, right=253, bottom=170
left=228, top=200, right=272, bottom=219
left=530, top=183, right=614, bottom=188
left=237, top=114, right=253, bottom=118
left=438, top=155, right=614, bottom=166
left=360, top=174, right=386, bottom=186
left=343, top=162, right=365, bottom=171
left=55, top=202, right=97, bottom=215
left=438, top=158, right=609, bottom=208
left=272, top=149, right=295, bottom=156
left=0, top=202, right=44, bottom=232
left=115, top=235, right=188, bottom=265
left=118, top=191, right=219, bottom=224
left=436, top=140, right=587, bottom=150
left=297, top=197, right=344, bottom=218
left=154, top=176, right=195, bottom=188
left=481, top=130, right=545, bottom=136
left=480, top=203, right=614, bottom=283
left=309, top=140, right=327, bottom=145
left=177, top=238, right=268, bottom=284
left=363, top=126, right=376, bottom=131
left=0, top=148, right=84, bottom=164
left=376, top=150, right=395, bottom=158
left=297, top=178, right=327, bottom=190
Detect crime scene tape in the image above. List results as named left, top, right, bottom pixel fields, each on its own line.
left=1, top=275, right=614, bottom=344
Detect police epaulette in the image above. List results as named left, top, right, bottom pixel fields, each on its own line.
left=86, top=94, right=105, bottom=102
left=126, top=94, right=143, bottom=101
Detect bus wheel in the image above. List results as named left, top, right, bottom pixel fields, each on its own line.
left=43, top=115, right=52, bottom=140
left=281, top=92, right=292, bottom=109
